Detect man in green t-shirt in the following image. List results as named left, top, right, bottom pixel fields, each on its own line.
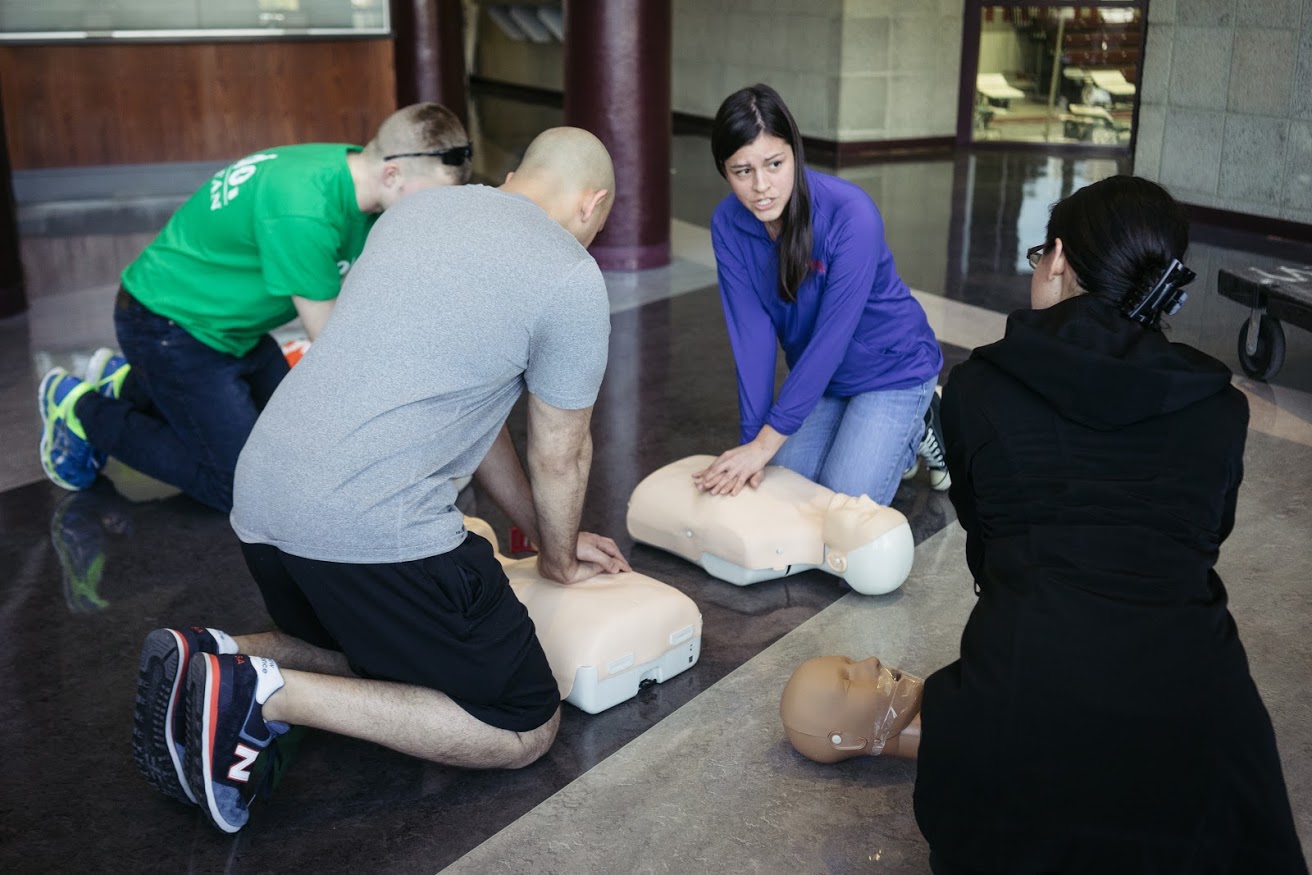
left=36, top=102, right=471, bottom=512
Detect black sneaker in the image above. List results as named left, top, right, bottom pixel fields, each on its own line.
left=186, top=653, right=290, bottom=833
left=132, top=627, right=226, bottom=804
left=917, top=391, right=951, bottom=491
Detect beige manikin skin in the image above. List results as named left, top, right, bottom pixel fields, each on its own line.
left=626, top=455, right=915, bottom=595
left=779, top=655, right=924, bottom=763
left=463, top=516, right=702, bottom=701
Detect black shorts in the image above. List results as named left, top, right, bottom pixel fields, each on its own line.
left=239, top=533, right=560, bottom=732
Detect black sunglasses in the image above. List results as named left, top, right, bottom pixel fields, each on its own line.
left=383, top=145, right=473, bottom=166
left=1026, top=244, right=1046, bottom=270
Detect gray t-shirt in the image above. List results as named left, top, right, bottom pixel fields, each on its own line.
left=230, top=185, right=610, bottom=563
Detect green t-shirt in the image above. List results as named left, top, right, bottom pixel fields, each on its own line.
left=121, top=143, right=377, bottom=357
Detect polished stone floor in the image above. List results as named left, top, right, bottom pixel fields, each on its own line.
left=2, top=125, right=1310, bottom=872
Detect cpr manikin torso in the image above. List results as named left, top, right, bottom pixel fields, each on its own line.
left=627, top=455, right=914, bottom=595
left=779, top=655, right=923, bottom=762
left=463, top=517, right=702, bottom=714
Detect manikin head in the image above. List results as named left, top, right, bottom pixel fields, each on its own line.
left=500, top=127, right=615, bottom=248
left=821, top=494, right=914, bottom=596
left=779, top=655, right=923, bottom=763
left=357, top=102, right=472, bottom=211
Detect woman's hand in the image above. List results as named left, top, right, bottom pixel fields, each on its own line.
left=693, top=427, right=786, bottom=496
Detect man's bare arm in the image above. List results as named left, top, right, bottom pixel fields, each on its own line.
left=292, top=295, right=336, bottom=342
left=526, top=395, right=597, bottom=584
left=473, top=425, right=540, bottom=545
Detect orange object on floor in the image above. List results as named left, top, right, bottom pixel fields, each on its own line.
left=281, top=339, right=311, bottom=367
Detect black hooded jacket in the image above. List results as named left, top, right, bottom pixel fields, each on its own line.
left=912, top=295, right=1305, bottom=874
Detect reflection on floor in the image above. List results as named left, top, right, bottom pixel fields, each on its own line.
left=2, top=143, right=1310, bottom=872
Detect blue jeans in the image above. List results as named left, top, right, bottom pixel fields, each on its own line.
left=75, top=288, right=290, bottom=512
left=769, top=376, right=937, bottom=505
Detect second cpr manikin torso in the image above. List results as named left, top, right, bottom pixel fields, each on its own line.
left=463, top=517, right=702, bottom=714
left=626, top=455, right=914, bottom=595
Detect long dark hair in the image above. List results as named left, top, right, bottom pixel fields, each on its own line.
left=711, top=84, right=813, bottom=303
left=1044, top=176, right=1189, bottom=330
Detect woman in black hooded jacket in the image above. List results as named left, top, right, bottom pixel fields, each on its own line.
left=913, top=176, right=1305, bottom=874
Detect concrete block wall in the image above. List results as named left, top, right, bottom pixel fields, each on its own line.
left=1134, top=0, right=1312, bottom=224
left=671, top=0, right=845, bottom=140
left=837, top=0, right=964, bottom=141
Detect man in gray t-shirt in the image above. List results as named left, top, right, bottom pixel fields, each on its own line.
left=231, top=178, right=608, bottom=565
left=131, top=128, right=628, bottom=835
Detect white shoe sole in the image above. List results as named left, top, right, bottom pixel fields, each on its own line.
left=85, top=347, right=117, bottom=386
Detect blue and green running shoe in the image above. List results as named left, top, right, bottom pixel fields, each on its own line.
left=38, top=368, right=100, bottom=491
left=85, top=347, right=131, bottom=399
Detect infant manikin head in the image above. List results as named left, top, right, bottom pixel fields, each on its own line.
left=779, top=655, right=923, bottom=763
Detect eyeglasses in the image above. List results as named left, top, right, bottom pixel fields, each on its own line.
left=1025, top=244, right=1046, bottom=270
left=382, top=145, right=473, bottom=166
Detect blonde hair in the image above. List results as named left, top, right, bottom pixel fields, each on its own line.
left=365, top=103, right=472, bottom=184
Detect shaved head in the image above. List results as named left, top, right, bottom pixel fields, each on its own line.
left=502, top=127, right=616, bottom=247
left=514, top=127, right=615, bottom=200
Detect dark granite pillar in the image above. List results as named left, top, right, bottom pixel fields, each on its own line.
left=391, top=0, right=469, bottom=126
left=0, top=81, right=25, bottom=319
left=564, top=0, right=671, bottom=270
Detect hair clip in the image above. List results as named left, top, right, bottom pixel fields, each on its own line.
left=382, top=145, right=473, bottom=166
left=1121, top=258, right=1196, bottom=325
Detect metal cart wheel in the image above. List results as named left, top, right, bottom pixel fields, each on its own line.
left=1237, top=315, right=1287, bottom=381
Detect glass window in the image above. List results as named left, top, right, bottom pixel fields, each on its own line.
left=972, top=5, right=1140, bottom=147
left=0, top=0, right=389, bottom=41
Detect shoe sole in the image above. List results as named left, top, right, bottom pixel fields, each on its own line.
left=187, top=654, right=245, bottom=833
left=132, top=630, right=199, bottom=805
left=37, top=369, right=82, bottom=492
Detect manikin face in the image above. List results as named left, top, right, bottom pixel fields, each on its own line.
left=779, top=655, right=923, bottom=763
left=823, top=494, right=894, bottom=549
left=821, top=494, right=912, bottom=596
left=723, top=133, right=796, bottom=239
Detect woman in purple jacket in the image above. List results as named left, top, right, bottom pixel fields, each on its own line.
left=694, top=84, right=945, bottom=504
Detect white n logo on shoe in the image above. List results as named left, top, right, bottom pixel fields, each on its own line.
left=228, top=743, right=260, bottom=783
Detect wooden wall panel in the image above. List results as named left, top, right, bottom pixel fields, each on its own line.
left=0, top=39, right=396, bottom=169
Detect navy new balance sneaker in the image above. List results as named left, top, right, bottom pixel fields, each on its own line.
left=186, top=653, right=290, bottom=833
left=38, top=368, right=101, bottom=490
left=132, top=627, right=231, bottom=804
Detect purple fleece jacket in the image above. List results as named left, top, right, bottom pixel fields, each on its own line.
left=711, top=168, right=943, bottom=444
